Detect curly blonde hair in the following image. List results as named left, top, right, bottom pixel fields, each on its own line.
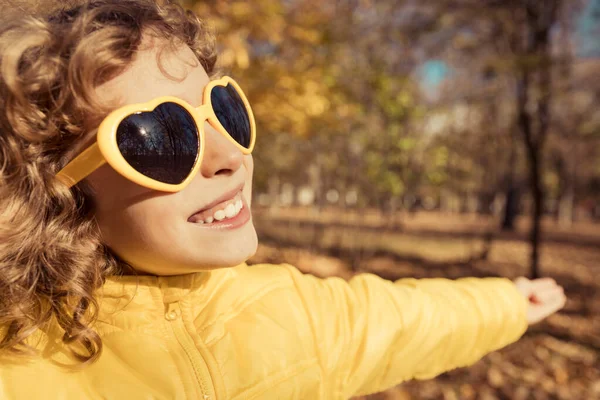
left=0, top=0, right=217, bottom=365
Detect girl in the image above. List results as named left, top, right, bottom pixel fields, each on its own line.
left=0, top=0, right=566, bottom=399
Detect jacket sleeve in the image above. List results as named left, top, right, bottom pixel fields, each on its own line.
left=280, top=264, right=528, bottom=398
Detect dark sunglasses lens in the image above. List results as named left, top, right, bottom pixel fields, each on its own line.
left=116, top=103, right=199, bottom=185
left=211, top=84, right=251, bottom=148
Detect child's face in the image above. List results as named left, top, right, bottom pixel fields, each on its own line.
left=82, top=38, right=258, bottom=275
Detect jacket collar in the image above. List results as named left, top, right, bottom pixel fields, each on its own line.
left=98, top=262, right=247, bottom=315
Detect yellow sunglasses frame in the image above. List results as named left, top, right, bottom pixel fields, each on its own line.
left=55, top=76, right=256, bottom=192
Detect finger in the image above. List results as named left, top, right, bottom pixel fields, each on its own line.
left=533, top=284, right=564, bottom=298
left=514, top=277, right=532, bottom=293
left=536, top=284, right=564, bottom=295
left=515, top=277, right=529, bottom=284
left=534, top=287, right=565, bottom=303
left=531, top=278, right=557, bottom=290
left=532, top=277, right=556, bottom=286
left=541, top=293, right=567, bottom=314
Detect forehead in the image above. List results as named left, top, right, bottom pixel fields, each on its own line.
left=95, top=37, right=210, bottom=108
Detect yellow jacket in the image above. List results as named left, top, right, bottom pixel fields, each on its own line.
left=0, top=262, right=527, bottom=399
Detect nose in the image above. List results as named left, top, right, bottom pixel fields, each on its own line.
left=199, top=122, right=244, bottom=178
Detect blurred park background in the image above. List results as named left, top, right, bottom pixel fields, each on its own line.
left=181, top=0, right=600, bottom=399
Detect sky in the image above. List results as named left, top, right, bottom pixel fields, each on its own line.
left=420, top=60, right=449, bottom=92
left=578, top=0, right=600, bottom=57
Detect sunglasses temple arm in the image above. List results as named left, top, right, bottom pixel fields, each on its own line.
left=56, top=142, right=106, bottom=188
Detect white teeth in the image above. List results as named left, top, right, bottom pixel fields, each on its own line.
left=194, top=196, right=244, bottom=225
left=214, top=210, right=226, bottom=221
left=224, top=203, right=236, bottom=218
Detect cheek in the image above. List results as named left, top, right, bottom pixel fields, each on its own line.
left=97, top=196, right=181, bottom=260
left=87, top=165, right=144, bottom=208
left=86, top=165, right=176, bottom=238
left=123, top=203, right=173, bottom=237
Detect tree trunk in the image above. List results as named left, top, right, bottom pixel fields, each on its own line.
left=501, top=186, right=520, bottom=231
left=517, top=68, right=544, bottom=280
left=515, top=1, right=559, bottom=279
left=526, top=146, right=543, bottom=279
left=502, top=128, right=519, bottom=231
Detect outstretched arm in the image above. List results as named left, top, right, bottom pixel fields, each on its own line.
left=282, top=264, right=564, bottom=399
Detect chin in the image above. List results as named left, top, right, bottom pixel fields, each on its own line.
left=216, top=235, right=258, bottom=268
left=192, top=227, right=258, bottom=270
left=114, top=223, right=259, bottom=275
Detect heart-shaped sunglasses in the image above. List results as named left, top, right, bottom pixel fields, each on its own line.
left=56, top=76, right=256, bottom=192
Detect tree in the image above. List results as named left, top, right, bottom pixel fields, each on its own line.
left=512, top=0, right=562, bottom=279
left=419, top=0, right=581, bottom=278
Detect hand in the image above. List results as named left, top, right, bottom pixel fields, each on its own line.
left=513, top=277, right=567, bottom=325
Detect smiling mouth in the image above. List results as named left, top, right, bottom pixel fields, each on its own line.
left=188, top=191, right=244, bottom=224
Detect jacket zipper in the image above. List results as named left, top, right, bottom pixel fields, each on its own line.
left=165, top=301, right=216, bottom=400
